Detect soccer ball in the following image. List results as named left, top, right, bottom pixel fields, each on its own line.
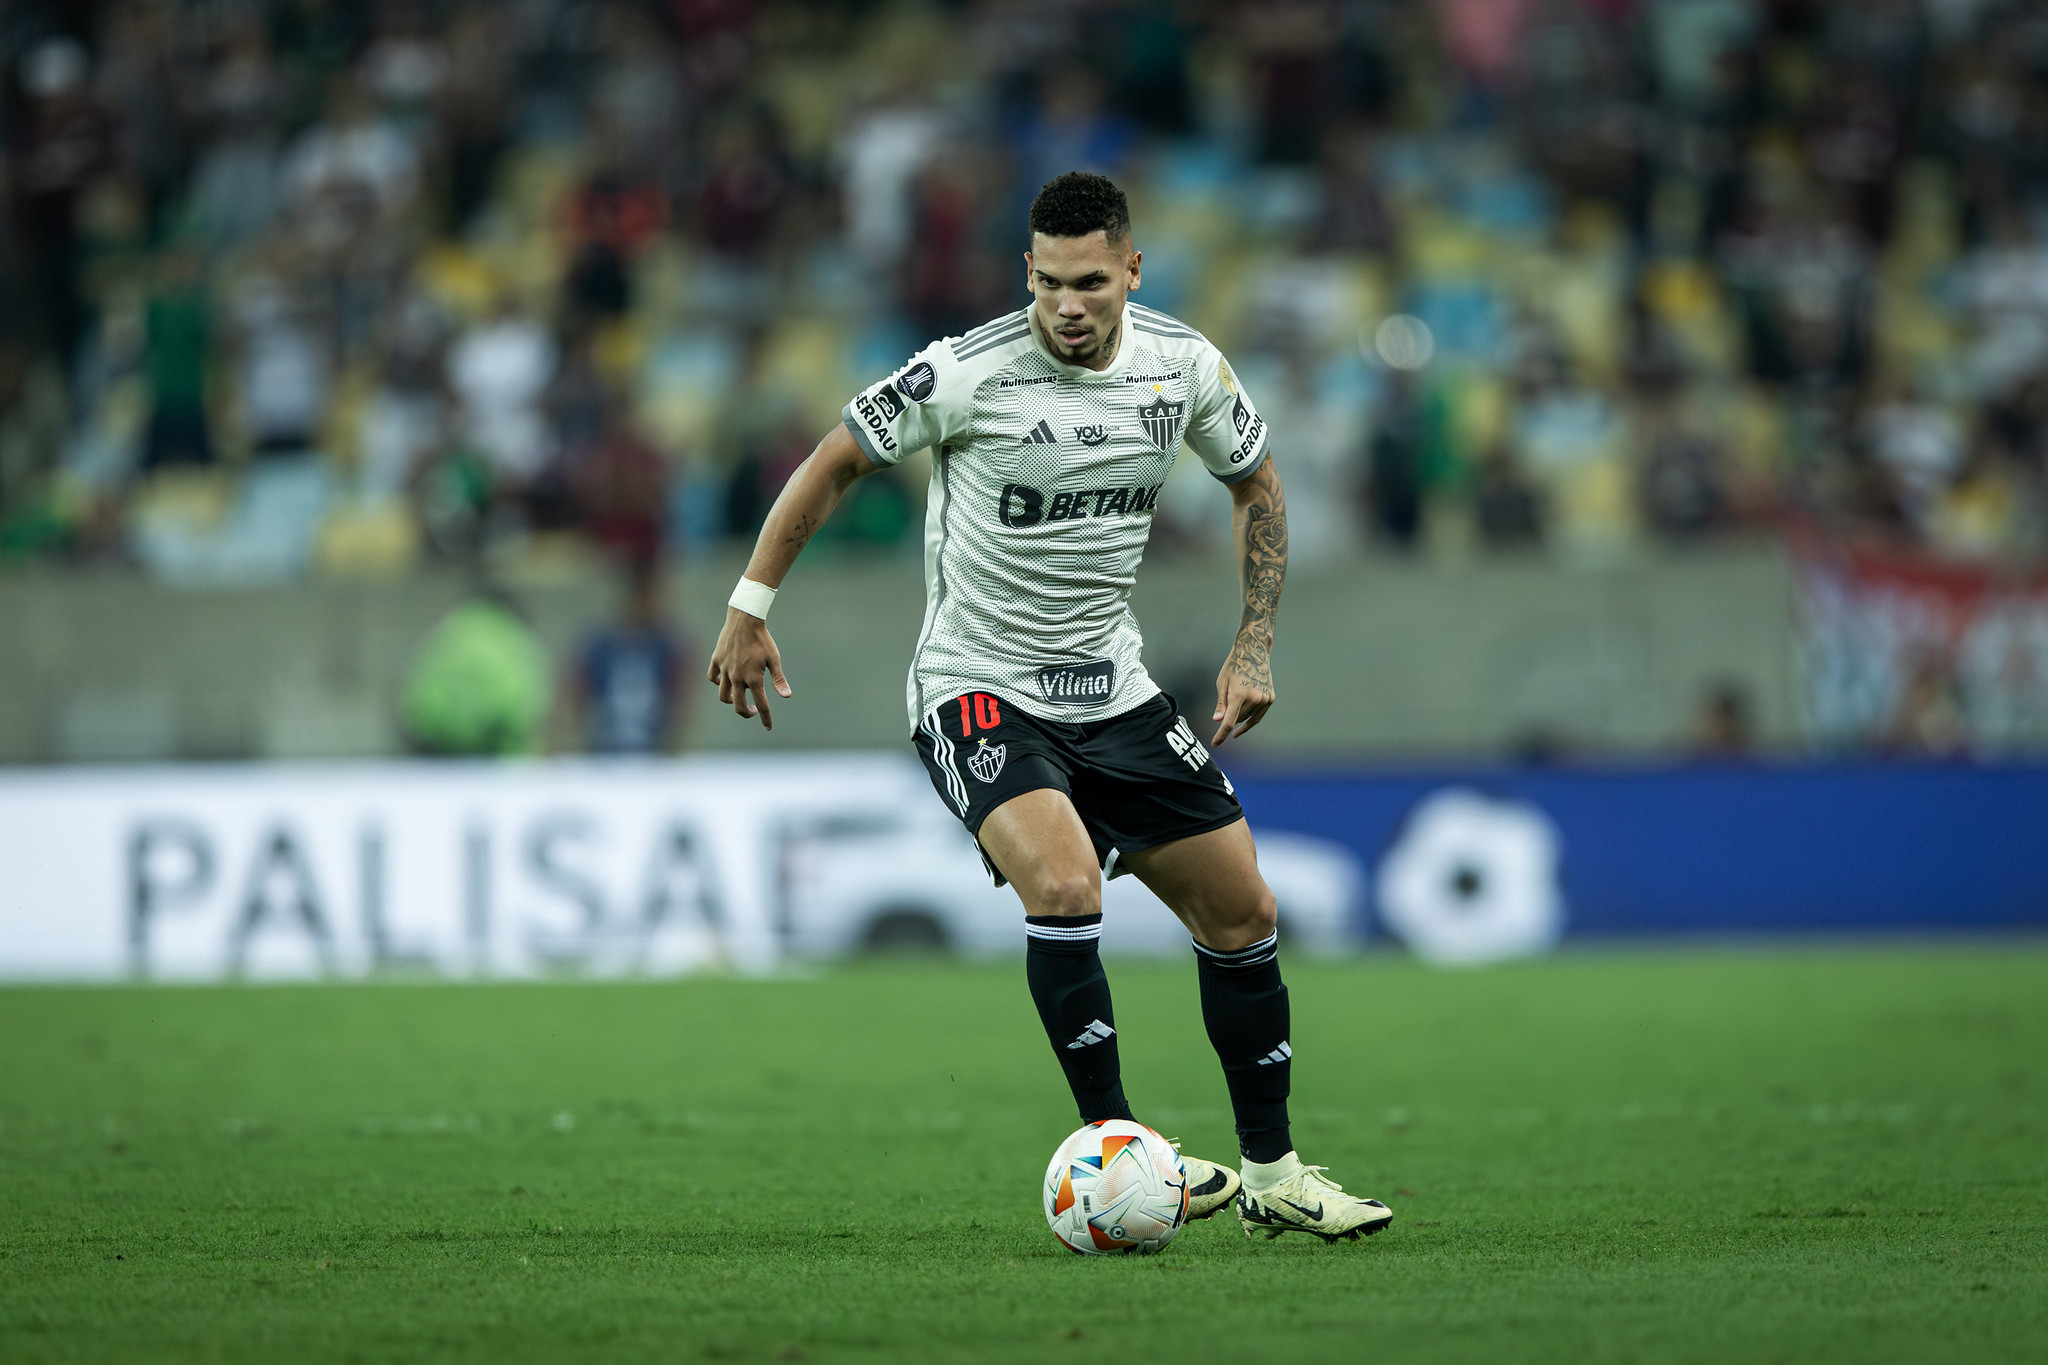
left=1042, top=1119, right=1189, bottom=1255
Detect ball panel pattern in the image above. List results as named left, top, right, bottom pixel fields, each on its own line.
left=1041, top=1119, right=1188, bottom=1255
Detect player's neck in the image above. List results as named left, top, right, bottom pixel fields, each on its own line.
left=1087, top=324, right=1121, bottom=372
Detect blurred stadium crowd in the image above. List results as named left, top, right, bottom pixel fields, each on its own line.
left=3, top=0, right=2048, bottom=582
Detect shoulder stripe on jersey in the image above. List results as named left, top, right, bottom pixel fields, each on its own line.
left=952, top=327, right=1030, bottom=360
left=1128, top=303, right=1199, bottom=334
left=953, top=321, right=1006, bottom=350
left=954, top=310, right=1029, bottom=350
left=1129, top=312, right=1199, bottom=339
left=1129, top=303, right=1188, bottom=322
left=965, top=308, right=1027, bottom=338
left=958, top=311, right=1024, bottom=341
left=954, top=320, right=1030, bottom=352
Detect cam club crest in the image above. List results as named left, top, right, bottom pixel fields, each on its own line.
left=968, top=738, right=1007, bottom=783
left=1137, top=393, right=1187, bottom=452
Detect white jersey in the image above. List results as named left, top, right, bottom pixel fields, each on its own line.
left=840, top=301, right=1270, bottom=730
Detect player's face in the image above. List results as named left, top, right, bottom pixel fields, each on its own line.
left=1026, top=231, right=1142, bottom=370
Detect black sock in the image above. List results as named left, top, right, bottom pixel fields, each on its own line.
left=1194, top=932, right=1293, bottom=1163
left=1025, top=914, right=1134, bottom=1123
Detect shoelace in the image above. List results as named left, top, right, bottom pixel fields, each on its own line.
left=1284, top=1165, right=1351, bottom=1200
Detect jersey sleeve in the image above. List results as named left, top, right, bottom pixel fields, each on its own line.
left=840, top=345, right=963, bottom=467
left=1182, top=346, right=1269, bottom=484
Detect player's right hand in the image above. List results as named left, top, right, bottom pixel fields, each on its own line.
left=707, top=607, right=791, bottom=730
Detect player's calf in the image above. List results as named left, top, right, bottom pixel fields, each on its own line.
left=1024, top=912, right=1133, bottom=1123
left=1191, top=929, right=1294, bottom=1163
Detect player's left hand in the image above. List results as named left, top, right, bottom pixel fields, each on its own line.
left=707, top=607, right=791, bottom=730
left=1212, top=631, right=1275, bottom=747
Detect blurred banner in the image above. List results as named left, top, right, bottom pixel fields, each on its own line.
left=1796, top=538, right=2048, bottom=752
left=1, top=758, right=2041, bottom=982
left=1233, top=762, right=2048, bottom=956
left=0, top=757, right=938, bottom=981
left=0, top=757, right=1362, bottom=980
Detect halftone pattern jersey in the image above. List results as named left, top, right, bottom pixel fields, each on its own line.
left=841, top=302, right=1269, bottom=729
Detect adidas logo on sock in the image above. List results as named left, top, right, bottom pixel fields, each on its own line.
left=1255, top=1041, right=1293, bottom=1066
left=1066, top=1020, right=1115, bottom=1050
left=1022, top=419, right=1058, bottom=444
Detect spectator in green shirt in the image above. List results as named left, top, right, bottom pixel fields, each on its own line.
left=400, top=587, right=552, bottom=756
left=141, top=249, right=214, bottom=470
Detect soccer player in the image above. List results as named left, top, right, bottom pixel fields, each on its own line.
left=707, top=171, right=1392, bottom=1243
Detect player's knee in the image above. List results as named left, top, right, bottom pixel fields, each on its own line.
left=1188, top=885, right=1276, bottom=952
left=1032, top=869, right=1101, bottom=919
left=1236, top=896, right=1269, bottom=941
left=1212, top=892, right=1277, bottom=945
left=1246, top=890, right=1279, bottom=940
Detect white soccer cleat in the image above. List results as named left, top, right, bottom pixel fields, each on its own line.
left=1172, top=1148, right=1242, bottom=1221
left=1236, top=1152, right=1394, bottom=1243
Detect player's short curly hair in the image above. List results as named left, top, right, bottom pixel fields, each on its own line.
left=1028, top=171, right=1131, bottom=246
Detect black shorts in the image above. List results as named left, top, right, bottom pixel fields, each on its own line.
left=913, top=690, right=1243, bottom=886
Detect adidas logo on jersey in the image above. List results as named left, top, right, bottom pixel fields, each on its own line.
left=1021, top=419, right=1058, bottom=444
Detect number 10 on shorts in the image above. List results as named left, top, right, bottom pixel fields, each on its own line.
left=1165, top=716, right=1210, bottom=771
left=957, top=693, right=1002, bottom=737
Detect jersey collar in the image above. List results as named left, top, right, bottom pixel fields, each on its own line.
left=1029, top=302, right=1134, bottom=379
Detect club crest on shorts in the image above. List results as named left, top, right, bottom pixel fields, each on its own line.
left=1137, top=393, right=1187, bottom=452
left=968, top=738, right=1007, bottom=783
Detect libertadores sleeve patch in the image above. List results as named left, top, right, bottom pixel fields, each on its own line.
left=842, top=345, right=956, bottom=466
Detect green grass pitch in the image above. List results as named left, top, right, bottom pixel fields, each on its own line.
left=0, top=947, right=2042, bottom=1364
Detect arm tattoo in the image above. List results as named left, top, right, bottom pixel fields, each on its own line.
left=1228, top=461, right=1287, bottom=692
left=782, top=513, right=820, bottom=551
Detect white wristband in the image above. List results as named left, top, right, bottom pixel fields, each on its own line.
left=728, top=577, right=777, bottom=620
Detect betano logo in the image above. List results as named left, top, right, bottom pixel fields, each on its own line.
left=998, top=482, right=1161, bottom=528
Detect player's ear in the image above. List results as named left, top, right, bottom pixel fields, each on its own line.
left=1126, top=249, right=1142, bottom=293
left=1023, top=250, right=1037, bottom=294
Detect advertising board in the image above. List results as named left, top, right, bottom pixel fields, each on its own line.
left=1, top=755, right=2039, bottom=982
left=0, top=757, right=923, bottom=980
left=0, top=756, right=1363, bottom=980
